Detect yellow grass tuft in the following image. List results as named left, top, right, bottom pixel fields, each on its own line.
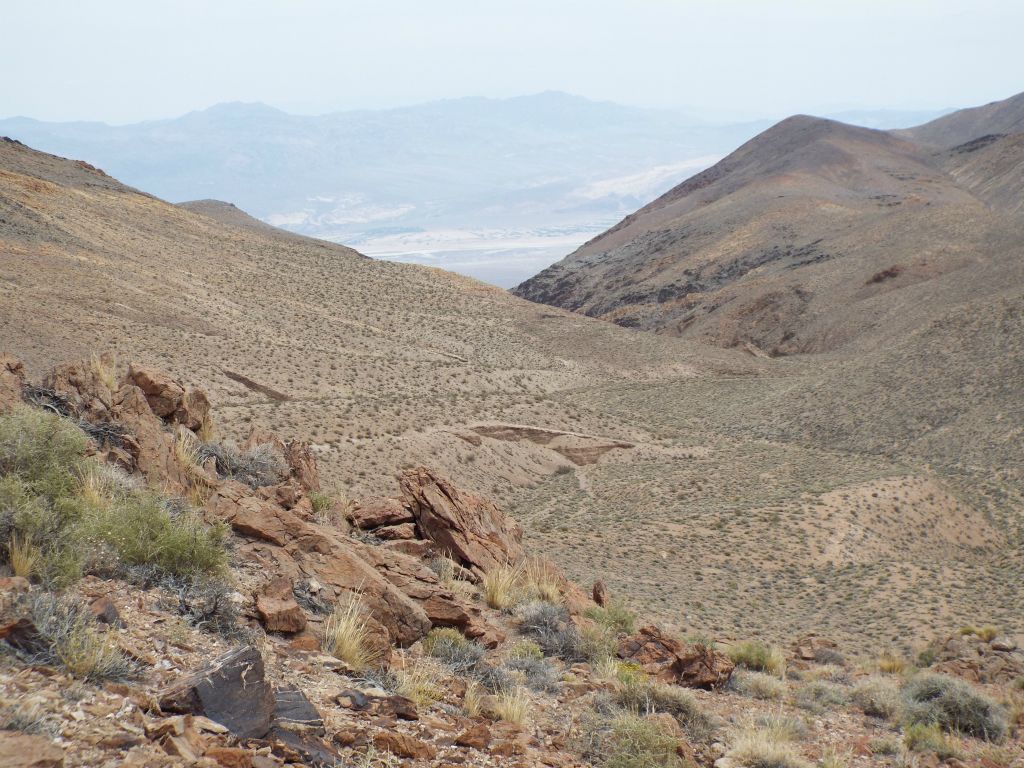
left=323, top=594, right=381, bottom=672
left=492, top=686, right=530, bottom=724
left=482, top=561, right=525, bottom=610
left=462, top=679, right=483, bottom=717
left=8, top=532, right=40, bottom=579
left=394, top=657, right=445, bottom=707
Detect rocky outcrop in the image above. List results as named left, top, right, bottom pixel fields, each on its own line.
left=617, top=625, right=734, bottom=689
left=930, top=632, right=1024, bottom=685
left=127, top=363, right=210, bottom=432
left=0, top=354, right=25, bottom=412
left=255, top=577, right=307, bottom=634
left=348, top=496, right=414, bottom=530
left=400, top=468, right=524, bottom=576
left=471, top=423, right=633, bottom=465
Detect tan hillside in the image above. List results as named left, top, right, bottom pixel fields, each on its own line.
left=1, top=134, right=1021, bottom=663
left=896, top=90, right=1024, bottom=148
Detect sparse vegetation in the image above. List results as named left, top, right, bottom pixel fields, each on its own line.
left=421, top=627, right=484, bottom=672
left=851, top=676, right=900, bottom=719
left=614, top=676, right=714, bottom=742
left=582, top=711, right=685, bottom=768
left=728, top=640, right=786, bottom=676
left=199, top=440, right=287, bottom=489
left=482, top=561, right=524, bottom=610
left=585, top=600, right=637, bottom=636
left=492, top=685, right=530, bottom=724
left=393, top=658, right=445, bottom=707
left=902, top=722, right=962, bottom=759
left=793, top=679, right=848, bottom=712
left=726, top=719, right=811, bottom=768
left=729, top=669, right=787, bottom=700
left=901, top=673, right=1007, bottom=741
left=876, top=650, right=907, bottom=674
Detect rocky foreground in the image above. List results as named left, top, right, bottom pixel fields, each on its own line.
left=0, top=355, right=1021, bottom=767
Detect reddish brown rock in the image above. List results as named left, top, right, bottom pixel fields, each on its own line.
left=127, top=363, right=212, bottom=432
left=255, top=577, right=307, bottom=634
left=0, top=731, right=65, bottom=767
left=283, top=438, right=320, bottom=492
left=89, top=595, right=123, bottom=626
left=456, top=722, right=492, bottom=750
left=371, top=731, right=437, bottom=760
left=0, top=354, right=25, bottom=413
left=112, top=383, right=187, bottom=490
left=399, top=467, right=524, bottom=575
left=42, top=358, right=114, bottom=421
left=205, top=747, right=254, bottom=768
left=617, top=626, right=734, bottom=689
left=348, top=496, right=414, bottom=530
left=374, top=522, right=418, bottom=540
left=592, top=580, right=608, bottom=607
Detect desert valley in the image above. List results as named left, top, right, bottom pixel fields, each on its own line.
left=0, top=27, right=1022, bottom=768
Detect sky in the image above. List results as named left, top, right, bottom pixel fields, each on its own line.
left=2, top=0, right=1022, bottom=123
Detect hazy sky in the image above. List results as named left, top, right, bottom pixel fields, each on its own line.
left=3, top=0, right=1022, bottom=123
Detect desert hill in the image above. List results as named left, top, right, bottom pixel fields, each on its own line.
left=897, top=90, right=1024, bottom=148
left=512, top=92, right=1024, bottom=358
left=1, top=135, right=1021, bottom=659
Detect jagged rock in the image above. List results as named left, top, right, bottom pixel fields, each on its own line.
left=617, top=626, right=734, bottom=689
left=0, top=732, right=65, bottom=767
left=43, top=358, right=114, bottom=420
left=0, top=354, right=25, bottom=412
left=931, top=632, right=1024, bottom=684
left=269, top=727, right=340, bottom=767
left=456, top=722, right=491, bottom=750
left=127, top=363, right=210, bottom=431
left=205, top=747, right=253, bottom=768
left=793, top=634, right=841, bottom=663
left=399, top=467, right=524, bottom=575
left=283, top=438, right=320, bottom=492
left=358, top=544, right=504, bottom=647
left=159, top=645, right=276, bottom=739
left=112, top=382, right=187, bottom=490
left=255, top=577, right=307, bottom=634
left=348, top=496, right=414, bottom=529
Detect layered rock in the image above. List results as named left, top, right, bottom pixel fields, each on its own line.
left=617, top=625, right=734, bottom=689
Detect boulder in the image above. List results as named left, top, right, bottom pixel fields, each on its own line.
left=283, top=438, right=320, bottom=492
left=0, top=354, right=25, bottom=413
left=159, top=645, right=276, bottom=738
left=348, top=496, right=414, bottom=530
left=399, top=467, right=524, bottom=575
left=593, top=580, right=608, bottom=607
left=126, top=363, right=210, bottom=431
left=111, top=383, right=187, bottom=490
left=255, top=577, right=307, bottom=634
left=370, top=731, right=437, bottom=760
left=618, top=626, right=734, bottom=689
left=42, top=358, right=114, bottom=420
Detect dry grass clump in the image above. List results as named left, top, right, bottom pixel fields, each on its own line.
left=492, top=686, right=530, bottom=724
left=394, top=657, right=445, bottom=707
left=582, top=711, right=686, bottom=768
left=461, top=679, right=483, bottom=717
left=7, top=532, right=39, bottom=578
left=18, top=593, right=136, bottom=681
left=729, top=669, right=787, bottom=700
left=505, top=639, right=544, bottom=661
left=793, top=679, right=848, bottom=712
left=851, top=676, right=900, bottom=719
left=614, top=676, right=715, bottom=742
left=89, top=352, right=117, bottom=392
left=876, top=650, right=907, bottom=674
left=482, top=561, right=525, bottom=610
left=523, top=556, right=562, bottom=603
left=959, top=625, right=1000, bottom=642
left=323, top=594, right=381, bottom=671
left=901, top=673, right=1007, bottom=741
left=198, top=440, right=287, bottom=489
left=726, top=718, right=811, bottom=768
left=728, top=640, right=786, bottom=676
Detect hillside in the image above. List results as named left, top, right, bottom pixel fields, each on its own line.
left=896, top=91, right=1024, bottom=148
left=1, top=136, right=1021, bottom=661
left=512, top=92, right=1024, bottom=358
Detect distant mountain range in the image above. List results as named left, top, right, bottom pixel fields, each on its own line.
left=513, top=91, right=1024, bottom=355
left=0, top=93, right=946, bottom=286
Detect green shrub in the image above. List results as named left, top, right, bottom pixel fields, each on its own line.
left=903, top=723, right=962, bottom=759
left=728, top=640, right=786, bottom=676
left=584, top=601, right=637, bottom=636
left=505, top=639, right=543, bottom=661
left=0, top=406, right=225, bottom=587
left=901, top=674, right=1007, bottom=742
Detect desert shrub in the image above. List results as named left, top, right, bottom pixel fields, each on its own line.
left=729, top=670, right=787, bottom=700
left=793, top=679, right=848, bottom=713
left=916, top=644, right=939, bottom=668
left=594, top=657, right=648, bottom=687
left=584, top=600, right=636, bottom=636
left=960, top=625, right=1000, bottom=642
left=0, top=701, right=54, bottom=735
left=158, top=573, right=244, bottom=637
left=614, top=677, right=714, bottom=742
left=867, top=736, right=901, bottom=755
left=475, top=663, right=515, bottom=694
left=728, top=640, right=786, bottom=676
left=851, top=676, right=900, bottom=719
left=504, top=654, right=561, bottom=693
left=199, top=441, right=287, bottom=489
left=820, top=747, right=852, bottom=768
left=492, top=686, right=530, bottom=724
left=516, top=601, right=582, bottom=659
left=323, top=595, right=381, bottom=671
left=578, top=623, right=618, bottom=663
left=462, top=679, right=483, bottom=716
left=901, top=674, right=1007, bottom=741
left=582, top=711, right=685, bottom=768
left=812, top=647, right=845, bottom=666
left=9, top=593, right=136, bottom=681
left=726, top=720, right=812, bottom=768
left=902, top=723, right=962, bottom=759
left=421, top=627, right=484, bottom=673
